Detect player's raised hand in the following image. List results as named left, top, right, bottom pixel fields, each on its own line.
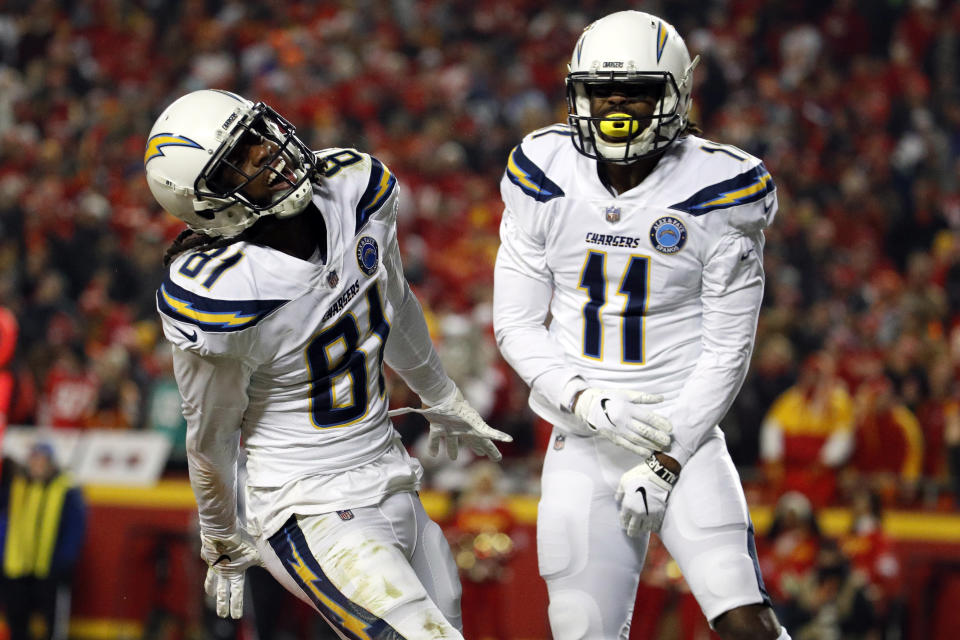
left=200, top=529, right=263, bottom=619
left=389, top=387, right=512, bottom=461
left=573, top=388, right=672, bottom=456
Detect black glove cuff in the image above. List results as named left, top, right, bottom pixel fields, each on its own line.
left=645, top=454, right=679, bottom=486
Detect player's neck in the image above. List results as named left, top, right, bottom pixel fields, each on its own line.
left=597, top=155, right=661, bottom=195
left=252, top=204, right=326, bottom=261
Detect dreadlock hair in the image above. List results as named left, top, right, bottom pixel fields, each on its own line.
left=681, top=120, right=703, bottom=137
left=163, top=227, right=250, bottom=266
left=162, top=210, right=299, bottom=267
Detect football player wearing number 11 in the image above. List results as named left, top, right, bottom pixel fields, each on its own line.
left=144, top=89, right=510, bottom=639
left=493, top=11, right=791, bottom=640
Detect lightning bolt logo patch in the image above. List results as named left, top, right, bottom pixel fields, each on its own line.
left=669, top=163, right=776, bottom=216
left=656, top=22, right=668, bottom=62
left=144, top=134, right=203, bottom=166
left=156, top=277, right=287, bottom=333
left=505, top=144, right=565, bottom=203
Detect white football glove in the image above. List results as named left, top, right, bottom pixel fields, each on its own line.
left=573, top=388, right=672, bottom=456
left=615, top=455, right=679, bottom=536
left=388, top=387, right=512, bottom=461
left=200, top=530, right=263, bottom=619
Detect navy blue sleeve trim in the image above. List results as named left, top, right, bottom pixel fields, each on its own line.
left=355, top=157, right=397, bottom=233
left=505, top=144, right=565, bottom=203
left=669, top=163, right=775, bottom=216
left=156, top=276, right=287, bottom=332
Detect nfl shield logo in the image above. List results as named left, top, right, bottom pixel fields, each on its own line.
left=327, top=271, right=339, bottom=287
left=605, top=206, right=621, bottom=223
left=554, top=434, right=566, bottom=450
left=336, top=510, right=354, bottom=521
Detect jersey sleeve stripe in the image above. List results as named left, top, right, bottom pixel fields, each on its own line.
left=505, top=144, right=565, bottom=203
left=156, top=277, right=288, bottom=332
left=355, top=157, right=397, bottom=233
left=668, top=163, right=775, bottom=216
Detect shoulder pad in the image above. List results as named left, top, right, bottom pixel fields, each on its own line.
left=664, top=138, right=777, bottom=233
left=155, top=247, right=294, bottom=356
left=316, top=148, right=398, bottom=233
left=503, top=125, right=572, bottom=203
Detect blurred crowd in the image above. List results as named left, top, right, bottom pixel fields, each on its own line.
left=1, top=0, right=959, bottom=493
left=1, top=0, right=959, bottom=637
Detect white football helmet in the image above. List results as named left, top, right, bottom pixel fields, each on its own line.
left=566, top=11, right=700, bottom=163
left=144, top=89, right=316, bottom=237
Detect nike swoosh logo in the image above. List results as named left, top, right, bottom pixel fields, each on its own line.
left=600, top=398, right=616, bottom=426
left=740, top=249, right=753, bottom=261
left=636, top=486, right=649, bottom=514
left=174, top=326, right=198, bottom=342
left=213, top=554, right=231, bottom=566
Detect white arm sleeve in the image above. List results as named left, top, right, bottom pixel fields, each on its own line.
left=172, top=346, right=252, bottom=538
left=382, top=229, right=456, bottom=406
left=664, top=231, right=766, bottom=466
left=819, top=429, right=854, bottom=467
left=759, top=416, right=784, bottom=462
left=493, top=208, right=585, bottom=412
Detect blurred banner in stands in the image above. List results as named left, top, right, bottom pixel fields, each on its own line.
left=3, top=426, right=171, bottom=486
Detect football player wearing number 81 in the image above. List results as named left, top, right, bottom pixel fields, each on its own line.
left=493, top=10, right=790, bottom=640
left=144, top=89, right=511, bottom=638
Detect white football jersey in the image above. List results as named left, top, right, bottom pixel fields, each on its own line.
left=158, top=149, right=423, bottom=535
left=494, top=125, right=777, bottom=464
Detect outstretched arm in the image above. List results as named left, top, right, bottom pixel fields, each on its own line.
left=382, top=227, right=511, bottom=460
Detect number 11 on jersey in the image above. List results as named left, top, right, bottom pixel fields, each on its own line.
left=578, top=251, right=650, bottom=364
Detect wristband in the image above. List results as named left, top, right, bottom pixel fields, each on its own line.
left=562, top=377, right=588, bottom=413
left=645, top=454, right=679, bottom=486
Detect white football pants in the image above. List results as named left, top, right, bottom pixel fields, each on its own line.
left=256, top=490, right=463, bottom=639
left=538, top=429, right=770, bottom=639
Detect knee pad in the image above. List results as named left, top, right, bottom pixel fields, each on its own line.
left=547, top=590, right=603, bottom=640
left=681, top=544, right=765, bottom=623
left=537, top=470, right=593, bottom=579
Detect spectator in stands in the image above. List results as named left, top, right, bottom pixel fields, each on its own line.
left=1, top=442, right=86, bottom=640
left=840, top=487, right=904, bottom=637
left=913, top=353, right=960, bottom=503
left=726, top=333, right=797, bottom=467
left=760, top=352, right=855, bottom=506
left=0, top=5, right=957, bottom=627
left=0, top=0, right=957, bottom=634
left=779, top=540, right=876, bottom=640
left=34, top=345, right=98, bottom=430
left=758, top=492, right=824, bottom=609
left=847, top=376, right=924, bottom=505
left=449, top=461, right=515, bottom=640
left=948, top=409, right=960, bottom=508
